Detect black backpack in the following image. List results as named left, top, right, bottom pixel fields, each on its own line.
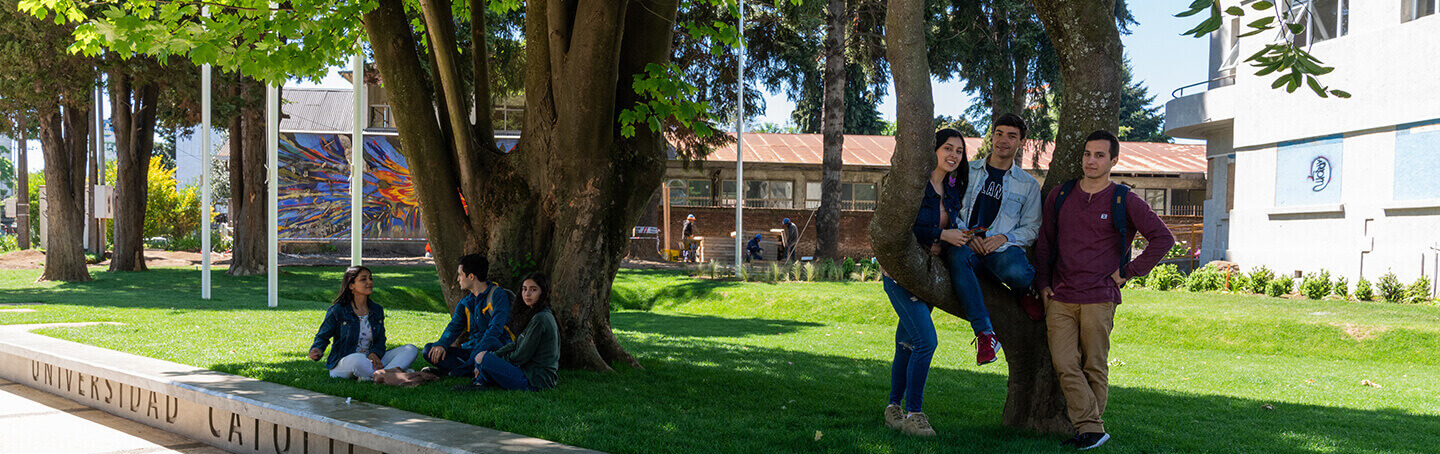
left=1048, top=180, right=1133, bottom=274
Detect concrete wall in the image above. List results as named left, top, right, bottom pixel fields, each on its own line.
left=1228, top=127, right=1440, bottom=288
left=1228, top=4, right=1440, bottom=148
left=1169, top=3, right=1440, bottom=294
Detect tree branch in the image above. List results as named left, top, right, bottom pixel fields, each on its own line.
left=470, top=0, right=501, bottom=155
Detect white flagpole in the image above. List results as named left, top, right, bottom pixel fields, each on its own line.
left=351, top=40, right=365, bottom=267
left=200, top=6, right=212, bottom=299
left=734, top=0, right=746, bottom=271
left=267, top=82, right=279, bottom=308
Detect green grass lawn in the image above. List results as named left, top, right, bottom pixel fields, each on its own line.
left=3, top=267, right=1439, bottom=453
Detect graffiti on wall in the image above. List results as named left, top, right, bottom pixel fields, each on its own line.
left=278, top=133, right=423, bottom=240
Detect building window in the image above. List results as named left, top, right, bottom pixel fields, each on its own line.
left=1408, top=0, right=1438, bottom=21
left=723, top=180, right=793, bottom=208
left=804, top=182, right=877, bottom=210
left=1275, top=136, right=1342, bottom=207
left=1289, top=0, right=1348, bottom=47
left=1143, top=189, right=1167, bottom=214
left=844, top=183, right=878, bottom=211
left=368, top=105, right=392, bottom=129
left=1394, top=121, right=1440, bottom=201
left=1171, top=189, right=1206, bottom=216
left=669, top=180, right=714, bottom=207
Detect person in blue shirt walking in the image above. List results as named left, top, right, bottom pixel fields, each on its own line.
left=309, top=266, right=420, bottom=381
left=423, top=254, right=514, bottom=377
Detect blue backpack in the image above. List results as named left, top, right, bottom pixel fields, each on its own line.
left=1048, top=180, right=1133, bottom=274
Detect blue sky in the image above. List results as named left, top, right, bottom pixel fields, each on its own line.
left=13, top=2, right=1208, bottom=173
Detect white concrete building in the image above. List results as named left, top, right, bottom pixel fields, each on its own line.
left=1166, top=0, right=1440, bottom=293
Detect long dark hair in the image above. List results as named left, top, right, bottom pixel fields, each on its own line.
left=332, top=266, right=372, bottom=306
left=518, top=272, right=552, bottom=314
left=935, top=128, right=969, bottom=192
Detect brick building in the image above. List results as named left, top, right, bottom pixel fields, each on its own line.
left=638, top=133, right=1207, bottom=263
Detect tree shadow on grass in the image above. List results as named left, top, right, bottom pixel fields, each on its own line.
left=201, top=312, right=1440, bottom=454
left=610, top=278, right=746, bottom=310
left=0, top=267, right=446, bottom=313
left=612, top=311, right=822, bottom=339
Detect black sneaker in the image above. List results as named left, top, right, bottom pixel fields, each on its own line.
left=1075, top=432, right=1110, bottom=450
left=1060, top=435, right=1082, bottom=447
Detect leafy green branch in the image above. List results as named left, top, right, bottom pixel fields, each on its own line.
left=1177, top=0, right=1349, bottom=98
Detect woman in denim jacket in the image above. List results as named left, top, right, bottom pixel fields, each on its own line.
left=309, top=266, right=420, bottom=381
left=882, top=128, right=980, bottom=437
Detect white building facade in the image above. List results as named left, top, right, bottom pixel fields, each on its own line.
left=1166, top=0, right=1440, bottom=292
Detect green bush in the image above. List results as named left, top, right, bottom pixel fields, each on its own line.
left=736, top=264, right=750, bottom=282
left=168, top=234, right=202, bottom=251
left=804, top=262, right=817, bottom=281
left=1164, top=243, right=1190, bottom=259
left=1405, top=276, right=1433, bottom=304
left=1267, top=276, right=1294, bottom=297
left=1247, top=266, right=1274, bottom=294
left=0, top=234, right=17, bottom=253
left=1185, top=265, right=1224, bottom=292
left=1231, top=273, right=1252, bottom=294
left=842, top=258, right=856, bottom=279
left=823, top=259, right=842, bottom=281
left=1333, top=276, right=1349, bottom=298
left=790, top=261, right=804, bottom=281
left=1354, top=277, right=1374, bottom=301
left=1377, top=272, right=1405, bottom=303
left=769, top=263, right=783, bottom=282
left=1148, top=264, right=1183, bottom=291
left=1125, top=270, right=1148, bottom=288
left=143, top=160, right=201, bottom=241
left=1300, top=271, right=1332, bottom=300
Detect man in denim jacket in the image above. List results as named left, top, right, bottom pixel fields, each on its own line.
left=945, top=113, right=1045, bottom=364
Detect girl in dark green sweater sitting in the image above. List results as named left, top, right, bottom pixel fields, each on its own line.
left=454, top=273, right=559, bottom=391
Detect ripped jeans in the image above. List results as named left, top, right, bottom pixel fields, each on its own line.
left=883, top=275, right=938, bottom=413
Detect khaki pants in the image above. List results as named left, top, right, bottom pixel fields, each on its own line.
left=1045, top=298, right=1117, bottom=434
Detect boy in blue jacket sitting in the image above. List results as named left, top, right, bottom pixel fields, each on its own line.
left=424, top=254, right=514, bottom=377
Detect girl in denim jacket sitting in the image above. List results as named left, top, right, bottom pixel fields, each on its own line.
left=309, top=266, right=420, bottom=380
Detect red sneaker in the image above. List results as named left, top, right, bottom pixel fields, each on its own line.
left=976, top=332, right=1000, bottom=365
left=1019, top=292, right=1044, bottom=321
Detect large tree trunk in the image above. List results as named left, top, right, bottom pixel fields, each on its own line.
left=1032, top=0, right=1123, bottom=191
left=814, top=0, right=846, bottom=260
left=109, top=62, right=160, bottom=272
left=877, top=0, right=1080, bottom=433
left=227, top=75, right=268, bottom=276
left=365, top=0, right=678, bottom=372
left=37, top=102, right=92, bottom=282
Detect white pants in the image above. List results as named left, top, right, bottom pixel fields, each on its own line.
left=329, top=344, right=419, bottom=381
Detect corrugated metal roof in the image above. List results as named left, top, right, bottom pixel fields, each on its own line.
left=280, top=88, right=355, bottom=132
left=262, top=90, right=1206, bottom=174
left=702, top=133, right=1206, bottom=174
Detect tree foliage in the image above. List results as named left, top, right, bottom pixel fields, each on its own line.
left=1116, top=57, right=1171, bottom=143
left=1178, top=0, right=1348, bottom=98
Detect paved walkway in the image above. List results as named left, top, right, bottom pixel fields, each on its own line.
left=0, top=378, right=225, bottom=454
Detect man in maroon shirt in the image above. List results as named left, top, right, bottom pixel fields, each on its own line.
left=1034, top=130, right=1174, bottom=450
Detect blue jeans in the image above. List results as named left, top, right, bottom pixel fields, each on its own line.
left=944, top=245, right=1035, bottom=335
left=423, top=343, right=476, bottom=377
left=475, top=352, right=533, bottom=391
left=884, top=276, right=937, bottom=413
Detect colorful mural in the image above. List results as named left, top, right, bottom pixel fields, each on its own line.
left=278, top=133, right=424, bottom=240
